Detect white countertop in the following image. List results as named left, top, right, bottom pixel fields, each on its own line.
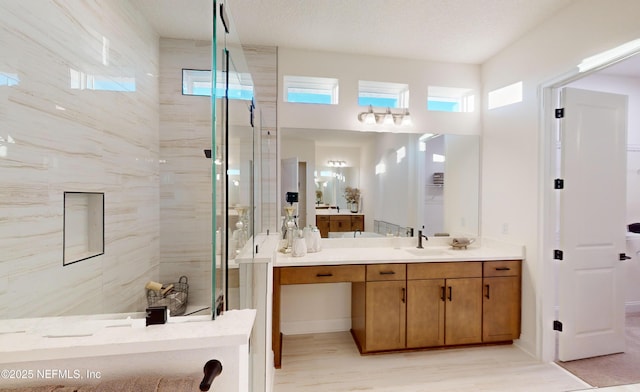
left=315, top=209, right=363, bottom=216
left=0, top=309, right=257, bottom=363
left=275, top=236, right=524, bottom=267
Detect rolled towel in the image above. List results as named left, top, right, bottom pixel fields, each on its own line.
left=145, top=281, right=163, bottom=292
left=452, top=237, right=471, bottom=246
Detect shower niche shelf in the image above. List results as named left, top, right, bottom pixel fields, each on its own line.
left=63, top=192, right=104, bottom=266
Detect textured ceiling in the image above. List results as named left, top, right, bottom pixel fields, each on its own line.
left=134, top=0, right=576, bottom=64
left=231, top=0, right=576, bottom=64
left=134, top=0, right=640, bottom=73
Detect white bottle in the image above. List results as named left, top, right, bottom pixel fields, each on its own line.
left=292, top=230, right=308, bottom=257
left=312, top=226, right=322, bottom=252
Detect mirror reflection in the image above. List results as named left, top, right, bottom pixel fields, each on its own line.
left=282, top=129, right=480, bottom=239
left=314, top=166, right=359, bottom=210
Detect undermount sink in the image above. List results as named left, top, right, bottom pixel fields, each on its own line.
left=402, top=247, right=451, bottom=257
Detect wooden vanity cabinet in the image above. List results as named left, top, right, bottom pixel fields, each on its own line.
left=329, top=215, right=351, bottom=233
left=407, top=262, right=483, bottom=347
left=315, top=214, right=365, bottom=237
left=406, top=278, right=445, bottom=347
left=316, top=215, right=330, bottom=238
left=352, top=263, right=406, bottom=352
left=482, top=260, right=522, bottom=342
left=351, top=215, right=364, bottom=231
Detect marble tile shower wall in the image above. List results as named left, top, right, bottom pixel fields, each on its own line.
left=0, top=1, right=160, bottom=318
left=243, top=45, right=278, bottom=232
left=158, top=38, right=213, bottom=308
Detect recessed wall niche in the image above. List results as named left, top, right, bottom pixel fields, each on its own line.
left=63, top=192, right=104, bottom=266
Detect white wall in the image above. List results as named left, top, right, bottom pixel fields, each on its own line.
left=444, top=135, right=481, bottom=237
left=0, top=1, right=160, bottom=318
left=278, top=48, right=481, bottom=136
left=372, top=132, right=422, bottom=230
left=481, top=0, right=640, bottom=358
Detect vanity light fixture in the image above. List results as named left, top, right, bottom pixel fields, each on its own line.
left=357, top=106, right=412, bottom=126
left=327, top=160, right=347, bottom=167
left=359, top=105, right=376, bottom=124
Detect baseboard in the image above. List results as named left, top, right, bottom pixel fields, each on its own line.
left=281, top=318, right=351, bottom=335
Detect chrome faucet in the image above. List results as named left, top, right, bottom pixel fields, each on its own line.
left=416, top=230, right=428, bottom=248
left=354, top=229, right=362, bottom=238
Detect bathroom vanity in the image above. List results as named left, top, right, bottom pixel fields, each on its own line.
left=272, top=237, right=523, bottom=368
left=315, top=211, right=365, bottom=238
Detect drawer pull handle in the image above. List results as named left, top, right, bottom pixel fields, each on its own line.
left=448, top=286, right=453, bottom=301
left=316, top=273, right=333, bottom=277
left=440, top=286, right=445, bottom=302
left=379, top=271, right=396, bottom=275
left=485, top=284, right=490, bottom=299
left=401, top=288, right=406, bottom=303
left=495, top=267, right=511, bottom=271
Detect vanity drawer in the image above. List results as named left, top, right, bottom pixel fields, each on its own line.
left=407, top=262, right=482, bottom=280
left=483, top=260, right=521, bottom=277
left=279, top=265, right=365, bottom=284
left=367, top=263, right=406, bottom=281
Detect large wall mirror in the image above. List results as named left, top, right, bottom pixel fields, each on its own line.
left=281, top=128, right=480, bottom=238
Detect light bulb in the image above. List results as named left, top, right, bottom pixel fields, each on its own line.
left=383, top=108, right=394, bottom=125
left=401, top=110, right=412, bottom=126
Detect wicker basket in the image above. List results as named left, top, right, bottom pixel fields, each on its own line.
left=146, top=276, right=189, bottom=316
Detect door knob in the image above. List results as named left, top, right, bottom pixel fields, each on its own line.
left=619, top=253, right=632, bottom=261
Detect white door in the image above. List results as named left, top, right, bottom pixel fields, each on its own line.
left=558, top=87, right=628, bottom=361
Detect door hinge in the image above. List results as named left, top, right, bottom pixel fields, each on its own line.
left=554, top=249, right=563, bottom=260
left=555, top=108, right=564, bottom=118
left=554, top=178, right=564, bottom=189
left=553, top=320, right=563, bottom=332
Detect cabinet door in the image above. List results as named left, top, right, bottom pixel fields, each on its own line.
left=444, top=277, right=482, bottom=345
left=365, top=280, right=406, bottom=351
left=329, top=216, right=351, bottom=233
left=316, top=216, right=329, bottom=238
left=407, top=279, right=445, bottom=348
left=483, top=276, right=521, bottom=342
left=351, top=215, right=364, bottom=231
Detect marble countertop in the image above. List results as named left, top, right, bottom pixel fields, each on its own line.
left=275, top=236, right=524, bottom=267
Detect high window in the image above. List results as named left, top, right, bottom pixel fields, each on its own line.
left=283, top=75, right=339, bottom=104
left=358, top=80, right=409, bottom=108
left=427, top=86, right=475, bottom=112
left=182, top=69, right=254, bottom=100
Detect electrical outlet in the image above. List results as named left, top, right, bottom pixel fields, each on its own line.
left=502, top=223, right=509, bottom=235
